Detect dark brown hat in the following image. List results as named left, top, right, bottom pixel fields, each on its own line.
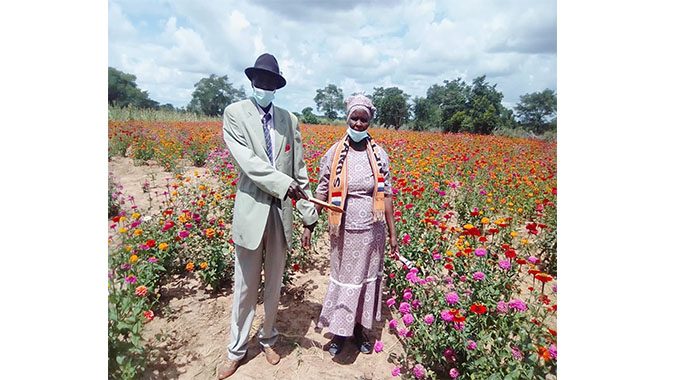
left=244, top=53, right=286, bottom=89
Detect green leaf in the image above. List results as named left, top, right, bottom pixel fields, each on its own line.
left=116, top=354, right=126, bottom=365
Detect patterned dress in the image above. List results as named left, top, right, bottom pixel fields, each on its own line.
left=316, top=142, right=392, bottom=336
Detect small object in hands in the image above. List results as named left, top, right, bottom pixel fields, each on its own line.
left=397, top=254, right=414, bottom=269
left=308, top=197, right=345, bottom=213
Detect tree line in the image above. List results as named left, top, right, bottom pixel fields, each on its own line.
left=109, top=67, right=556, bottom=135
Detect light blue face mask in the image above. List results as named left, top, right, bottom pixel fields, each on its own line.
left=253, top=86, right=275, bottom=107
left=347, top=127, right=368, bottom=142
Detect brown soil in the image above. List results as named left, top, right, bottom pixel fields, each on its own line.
left=110, top=157, right=404, bottom=380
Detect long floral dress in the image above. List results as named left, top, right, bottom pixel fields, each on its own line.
left=316, top=142, right=392, bottom=336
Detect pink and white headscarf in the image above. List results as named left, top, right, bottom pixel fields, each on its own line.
left=345, top=94, right=376, bottom=122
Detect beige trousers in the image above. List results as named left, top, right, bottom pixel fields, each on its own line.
left=227, top=205, right=287, bottom=361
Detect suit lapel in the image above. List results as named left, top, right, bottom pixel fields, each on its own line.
left=244, top=99, right=268, bottom=152
left=273, top=106, right=287, bottom=161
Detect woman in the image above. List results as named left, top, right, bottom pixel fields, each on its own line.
left=303, top=94, right=398, bottom=355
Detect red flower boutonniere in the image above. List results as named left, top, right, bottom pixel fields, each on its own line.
left=285, top=144, right=291, bottom=152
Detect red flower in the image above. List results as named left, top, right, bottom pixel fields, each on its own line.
left=548, top=329, right=557, bottom=337
left=146, top=239, right=156, bottom=248
left=112, top=216, right=121, bottom=223
left=504, top=249, right=516, bottom=259
left=292, top=264, right=300, bottom=271
left=535, top=273, right=553, bottom=283
left=285, top=144, right=291, bottom=152
left=470, top=304, right=487, bottom=314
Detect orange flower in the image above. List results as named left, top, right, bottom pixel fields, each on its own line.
left=130, top=254, right=139, bottom=263
left=158, top=242, right=169, bottom=251
left=205, top=228, right=216, bottom=238
left=135, top=285, right=148, bottom=296
left=200, top=262, right=208, bottom=269
left=186, top=262, right=194, bottom=271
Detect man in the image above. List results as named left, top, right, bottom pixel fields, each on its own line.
left=217, top=53, right=318, bottom=379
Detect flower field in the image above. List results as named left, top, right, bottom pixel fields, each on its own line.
left=108, top=120, right=557, bottom=379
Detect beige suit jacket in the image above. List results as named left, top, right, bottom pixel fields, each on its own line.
left=222, top=98, right=318, bottom=250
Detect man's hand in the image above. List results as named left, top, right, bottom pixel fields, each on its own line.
left=286, top=181, right=309, bottom=201
left=302, top=223, right=316, bottom=250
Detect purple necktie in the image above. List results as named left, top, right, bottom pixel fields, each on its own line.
left=262, top=113, right=273, bottom=164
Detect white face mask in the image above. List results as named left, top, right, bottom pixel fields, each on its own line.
left=347, top=127, right=368, bottom=142
left=253, top=86, right=275, bottom=107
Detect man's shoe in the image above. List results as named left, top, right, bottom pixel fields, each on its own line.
left=216, top=358, right=241, bottom=379
left=261, top=345, right=280, bottom=365
left=354, top=324, right=371, bottom=354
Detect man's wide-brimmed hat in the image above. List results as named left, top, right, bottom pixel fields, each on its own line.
left=245, top=53, right=286, bottom=89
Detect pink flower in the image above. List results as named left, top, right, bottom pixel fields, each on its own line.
left=179, top=230, right=189, bottom=238
left=148, top=256, right=158, bottom=263
left=528, top=255, right=538, bottom=264
left=402, top=234, right=411, bottom=245
left=466, top=340, right=477, bottom=350
left=449, top=368, right=460, bottom=378
left=508, top=299, right=528, bottom=311
left=387, top=297, right=396, bottom=307
left=496, top=300, right=509, bottom=314
left=511, top=345, right=523, bottom=360
left=398, top=328, right=408, bottom=336
left=391, top=367, right=401, bottom=376
left=441, top=309, right=454, bottom=322
left=374, top=340, right=384, bottom=353
left=498, top=260, right=511, bottom=270
left=403, top=313, right=414, bottom=325
left=413, top=364, right=426, bottom=378
left=433, top=253, right=442, bottom=260
left=134, top=285, right=148, bottom=296
left=125, top=275, right=137, bottom=283
left=444, top=348, right=457, bottom=363
left=403, top=291, right=413, bottom=300
left=423, top=314, right=434, bottom=324
left=474, top=247, right=487, bottom=257
left=549, top=344, right=557, bottom=359
left=473, top=271, right=485, bottom=281
left=453, top=322, right=464, bottom=331
left=389, top=319, right=398, bottom=329
left=399, top=302, right=411, bottom=314
left=445, top=291, right=459, bottom=304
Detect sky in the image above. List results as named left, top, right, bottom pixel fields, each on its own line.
left=108, top=0, right=556, bottom=114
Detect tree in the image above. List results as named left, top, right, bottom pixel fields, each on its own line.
left=187, top=74, right=246, bottom=117
left=108, top=67, right=159, bottom=109
left=313, top=84, right=344, bottom=120
left=412, top=97, right=440, bottom=131
left=371, top=87, right=410, bottom=130
left=299, top=107, right=320, bottom=124
left=515, top=89, right=557, bottom=134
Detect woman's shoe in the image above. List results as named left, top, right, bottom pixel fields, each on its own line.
left=354, top=324, right=371, bottom=354
left=328, top=335, right=345, bottom=356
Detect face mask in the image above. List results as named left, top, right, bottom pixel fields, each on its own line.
left=253, top=86, right=275, bottom=107
left=347, top=127, right=368, bottom=142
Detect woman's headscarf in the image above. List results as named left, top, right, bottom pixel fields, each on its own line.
left=345, top=94, right=377, bottom=122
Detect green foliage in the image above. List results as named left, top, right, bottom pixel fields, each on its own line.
left=109, top=67, right=159, bottom=109
left=109, top=105, right=220, bottom=122
left=187, top=74, right=246, bottom=117
left=412, top=97, right=440, bottom=131
left=417, top=76, right=512, bottom=135
left=515, top=89, right=557, bottom=135
left=299, top=106, right=320, bottom=124
left=371, top=86, right=411, bottom=129
left=314, top=84, right=344, bottom=120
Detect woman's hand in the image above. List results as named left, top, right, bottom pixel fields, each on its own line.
left=390, top=233, right=399, bottom=257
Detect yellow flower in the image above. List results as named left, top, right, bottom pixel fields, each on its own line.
left=159, top=242, right=169, bottom=251
left=517, top=208, right=523, bottom=213
left=132, top=212, right=141, bottom=219
left=119, top=228, right=128, bottom=233
left=194, top=171, right=199, bottom=177
left=125, top=245, right=132, bottom=252
left=206, top=228, right=216, bottom=238
left=134, top=229, right=143, bottom=236
left=199, top=185, right=206, bottom=191
left=130, top=254, right=139, bottom=263
left=463, top=224, right=474, bottom=230
left=200, top=262, right=208, bottom=269
left=446, top=250, right=453, bottom=257
left=215, top=193, right=222, bottom=200
left=521, top=238, right=528, bottom=245
left=172, top=191, right=178, bottom=196
left=120, top=216, right=127, bottom=222
left=510, top=231, right=518, bottom=237
left=481, top=217, right=490, bottom=224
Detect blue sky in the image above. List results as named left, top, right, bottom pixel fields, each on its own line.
left=108, top=0, right=556, bottom=114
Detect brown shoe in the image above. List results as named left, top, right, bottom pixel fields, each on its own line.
left=261, top=345, right=280, bottom=365
left=216, top=358, right=241, bottom=379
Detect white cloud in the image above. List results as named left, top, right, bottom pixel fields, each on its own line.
left=108, top=0, right=556, bottom=110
